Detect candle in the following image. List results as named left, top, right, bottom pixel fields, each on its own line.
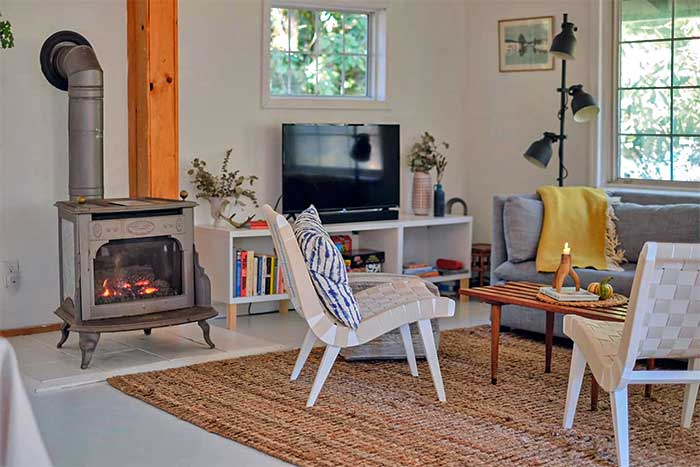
left=563, top=242, right=571, bottom=255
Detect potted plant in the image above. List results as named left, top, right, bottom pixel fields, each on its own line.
left=407, top=132, right=449, bottom=216
left=187, top=148, right=259, bottom=228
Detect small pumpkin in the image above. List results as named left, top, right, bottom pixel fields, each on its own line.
left=587, top=276, right=614, bottom=300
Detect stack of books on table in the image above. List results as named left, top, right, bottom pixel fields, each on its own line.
left=233, top=249, right=285, bottom=298
left=403, top=263, right=439, bottom=278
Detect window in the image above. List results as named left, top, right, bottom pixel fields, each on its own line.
left=264, top=3, right=386, bottom=106
left=616, top=0, right=700, bottom=184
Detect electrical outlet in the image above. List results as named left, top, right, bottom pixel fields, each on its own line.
left=2, top=260, right=19, bottom=288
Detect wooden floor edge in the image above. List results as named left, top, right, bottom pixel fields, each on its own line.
left=0, top=323, right=62, bottom=338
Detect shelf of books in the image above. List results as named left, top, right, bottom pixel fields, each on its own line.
left=195, top=212, right=473, bottom=331
left=231, top=249, right=287, bottom=304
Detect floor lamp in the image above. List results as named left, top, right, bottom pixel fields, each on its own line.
left=523, top=13, right=600, bottom=187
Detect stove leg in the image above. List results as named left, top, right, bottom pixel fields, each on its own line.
left=57, top=322, right=70, bottom=348
left=79, top=332, right=100, bottom=369
left=143, top=328, right=152, bottom=336
left=198, top=320, right=215, bottom=349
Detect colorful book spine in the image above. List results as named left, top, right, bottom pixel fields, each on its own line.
left=235, top=250, right=242, bottom=297
left=269, top=256, right=276, bottom=294
left=257, top=256, right=264, bottom=295
left=247, top=250, right=255, bottom=296
left=240, top=251, right=248, bottom=297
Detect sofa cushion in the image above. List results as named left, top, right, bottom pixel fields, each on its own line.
left=494, top=261, right=637, bottom=296
left=613, top=203, right=700, bottom=262
left=293, top=205, right=361, bottom=330
left=503, top=196, right=543, bottom=263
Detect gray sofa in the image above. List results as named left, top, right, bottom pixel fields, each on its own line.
left=492, top=190, right=700, bottom=337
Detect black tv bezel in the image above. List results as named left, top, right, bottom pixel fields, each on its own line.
left=281, top=123, right=401, bottom=215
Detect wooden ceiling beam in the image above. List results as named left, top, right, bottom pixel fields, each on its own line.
left=127, top=0, right=179, bottom=199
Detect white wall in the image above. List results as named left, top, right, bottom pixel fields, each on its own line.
left=463, top=0, right=596, bottom=242
left=179, top=0, right=471, bottom=228
left=0, top=0, right=128, bottom=329
left=0, top=0, right=598, bottom=329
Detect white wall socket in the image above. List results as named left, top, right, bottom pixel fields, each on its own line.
left=2, top=260, right=20, bottom=288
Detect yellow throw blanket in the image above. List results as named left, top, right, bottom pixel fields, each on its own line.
left=536, top=186, right=609, bottom=272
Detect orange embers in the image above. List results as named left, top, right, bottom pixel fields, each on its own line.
left=99, top=278, right=159, bottom=299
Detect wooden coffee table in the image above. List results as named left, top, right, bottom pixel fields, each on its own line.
left=460, top=281, right=652, bottom=410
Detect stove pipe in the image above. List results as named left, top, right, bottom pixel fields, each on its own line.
left=40, top=31, right=103, bottom=200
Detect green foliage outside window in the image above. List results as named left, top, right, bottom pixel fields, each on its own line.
left=0, top=13, right=14, bottom=49
left=618, top=0, right=700, bottom=182
left=269, top=8, right=369, bottom=97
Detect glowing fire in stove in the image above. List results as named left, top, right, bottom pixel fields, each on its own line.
left=99, top=278, right=160, bottom=299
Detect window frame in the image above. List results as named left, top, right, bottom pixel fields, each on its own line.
left=261, top=0, right=388, bottom=110
left=611, top=0, right=700, bottom=189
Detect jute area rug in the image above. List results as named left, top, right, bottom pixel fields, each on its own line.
left=108, top=328, right=700, bottom=466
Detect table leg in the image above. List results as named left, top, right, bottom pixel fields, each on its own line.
left=591, top=375, right=600, bottom=411
left=459, top=278, right=469, bottom=303
left=645, top=358, right=655, bottom=398
left=545, top=311, right=554, bottom=373
left=227, top=304, right=237, bottom=331
left=491, top=304, right=501, bottom=385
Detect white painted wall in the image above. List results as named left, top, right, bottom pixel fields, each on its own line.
left=462, top=0, right=596, bottom=242
left=0, top=0, right=597, bottom=329
left=178, top=0, right=471, bottom=228
left=0, top=0, right=128, bottom=329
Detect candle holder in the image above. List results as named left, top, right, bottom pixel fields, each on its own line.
left=552, top=253, right=581, bottom=292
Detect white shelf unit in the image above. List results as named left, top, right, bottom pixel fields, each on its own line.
left=195, top=213, right=473, bottom=330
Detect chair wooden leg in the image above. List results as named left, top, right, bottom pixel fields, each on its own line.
left=399, top=323, right=419, bottom=377
left=681, top=358, right=700, bottom=428
left=306, top=345, right=340, bottom=407
left=291, top=328, right=316, bottom=381
left=610, top=387, right=630, bottom=467
left=563, top=344, right=586, bottom=429
left=417, top=319, right=446, bottom=402
left=645, top=358, right=655, bottom=398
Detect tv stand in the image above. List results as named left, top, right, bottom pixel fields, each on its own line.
left=319, top=209, right=398, bottom=224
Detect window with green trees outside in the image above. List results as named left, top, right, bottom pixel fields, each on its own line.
left=269, top=7, right=371, bottom=98
left=617, top=0, right=700, bottom=184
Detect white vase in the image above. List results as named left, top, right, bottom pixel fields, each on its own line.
left=412, top=171, right=432, bottom=215
left=208, top=197, right=231, bottom=226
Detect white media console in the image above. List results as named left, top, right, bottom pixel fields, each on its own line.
left=195, top=213, right=473, bottom=330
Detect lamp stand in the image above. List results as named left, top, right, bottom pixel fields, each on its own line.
left=556, top=14, right=570, bottom=187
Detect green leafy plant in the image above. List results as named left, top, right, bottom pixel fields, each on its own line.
left=0, top=13, right=14, bottom=49
left=187, top=148, right=259, bottom=207
left=407, top=132, right=449, bottom=183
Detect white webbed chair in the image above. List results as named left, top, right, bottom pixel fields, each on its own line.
left=562, top=242, right=700, bottom=467
left=262, top=205, right=456, bottom=407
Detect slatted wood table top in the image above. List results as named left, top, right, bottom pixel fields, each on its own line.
left=459, top=281, right=628, bottom=322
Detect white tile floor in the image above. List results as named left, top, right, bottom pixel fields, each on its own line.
left=20, top=300, right=489, bottom=467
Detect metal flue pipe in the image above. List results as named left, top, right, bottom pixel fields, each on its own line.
left=40, top=31, right=104, bottom=200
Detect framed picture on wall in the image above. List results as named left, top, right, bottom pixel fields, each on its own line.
left=498, top=16, right=554, bottom=72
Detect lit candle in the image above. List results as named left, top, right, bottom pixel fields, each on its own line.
left=563, top=242, right=571, bottom=255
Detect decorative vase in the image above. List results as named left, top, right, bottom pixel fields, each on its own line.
left=412, top=171, right=432, bottom=215
left=433, top=183, right=445, bottom=217
left=208, top=197, right=231, bottom=226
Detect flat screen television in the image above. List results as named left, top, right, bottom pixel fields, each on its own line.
left=282, top=123, right=400, bottom=222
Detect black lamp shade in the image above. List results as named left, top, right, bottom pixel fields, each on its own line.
left=570, top=85, right=599, bottom=123
left=524, top=135, right=554, bottom=169
left=550, top=21, right=577, bottom=60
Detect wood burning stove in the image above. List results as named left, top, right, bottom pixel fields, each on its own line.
left=55, top=197, right=217, bottom=369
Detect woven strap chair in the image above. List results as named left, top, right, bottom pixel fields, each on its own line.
left=562, top=242, right=700, bottom=467
left=262, top=205, right=455, bottom=407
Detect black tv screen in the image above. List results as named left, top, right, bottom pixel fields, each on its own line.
left=282, top=124, right=400, bottom=214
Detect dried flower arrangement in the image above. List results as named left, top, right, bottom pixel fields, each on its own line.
left=187, top=148, right=259, bottom=228
left=407, top=132, right=449, bottom=183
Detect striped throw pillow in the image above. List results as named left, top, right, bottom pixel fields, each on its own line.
left=293, top=206, right=361, bottom=330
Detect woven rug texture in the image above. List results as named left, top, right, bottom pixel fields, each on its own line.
left=108, top=328, right=700, bottom=466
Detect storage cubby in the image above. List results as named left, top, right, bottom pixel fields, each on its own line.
left=196, top=213, right=472, bottom=330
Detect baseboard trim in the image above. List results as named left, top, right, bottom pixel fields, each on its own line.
left=0, top=323, right=62, bottom=338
